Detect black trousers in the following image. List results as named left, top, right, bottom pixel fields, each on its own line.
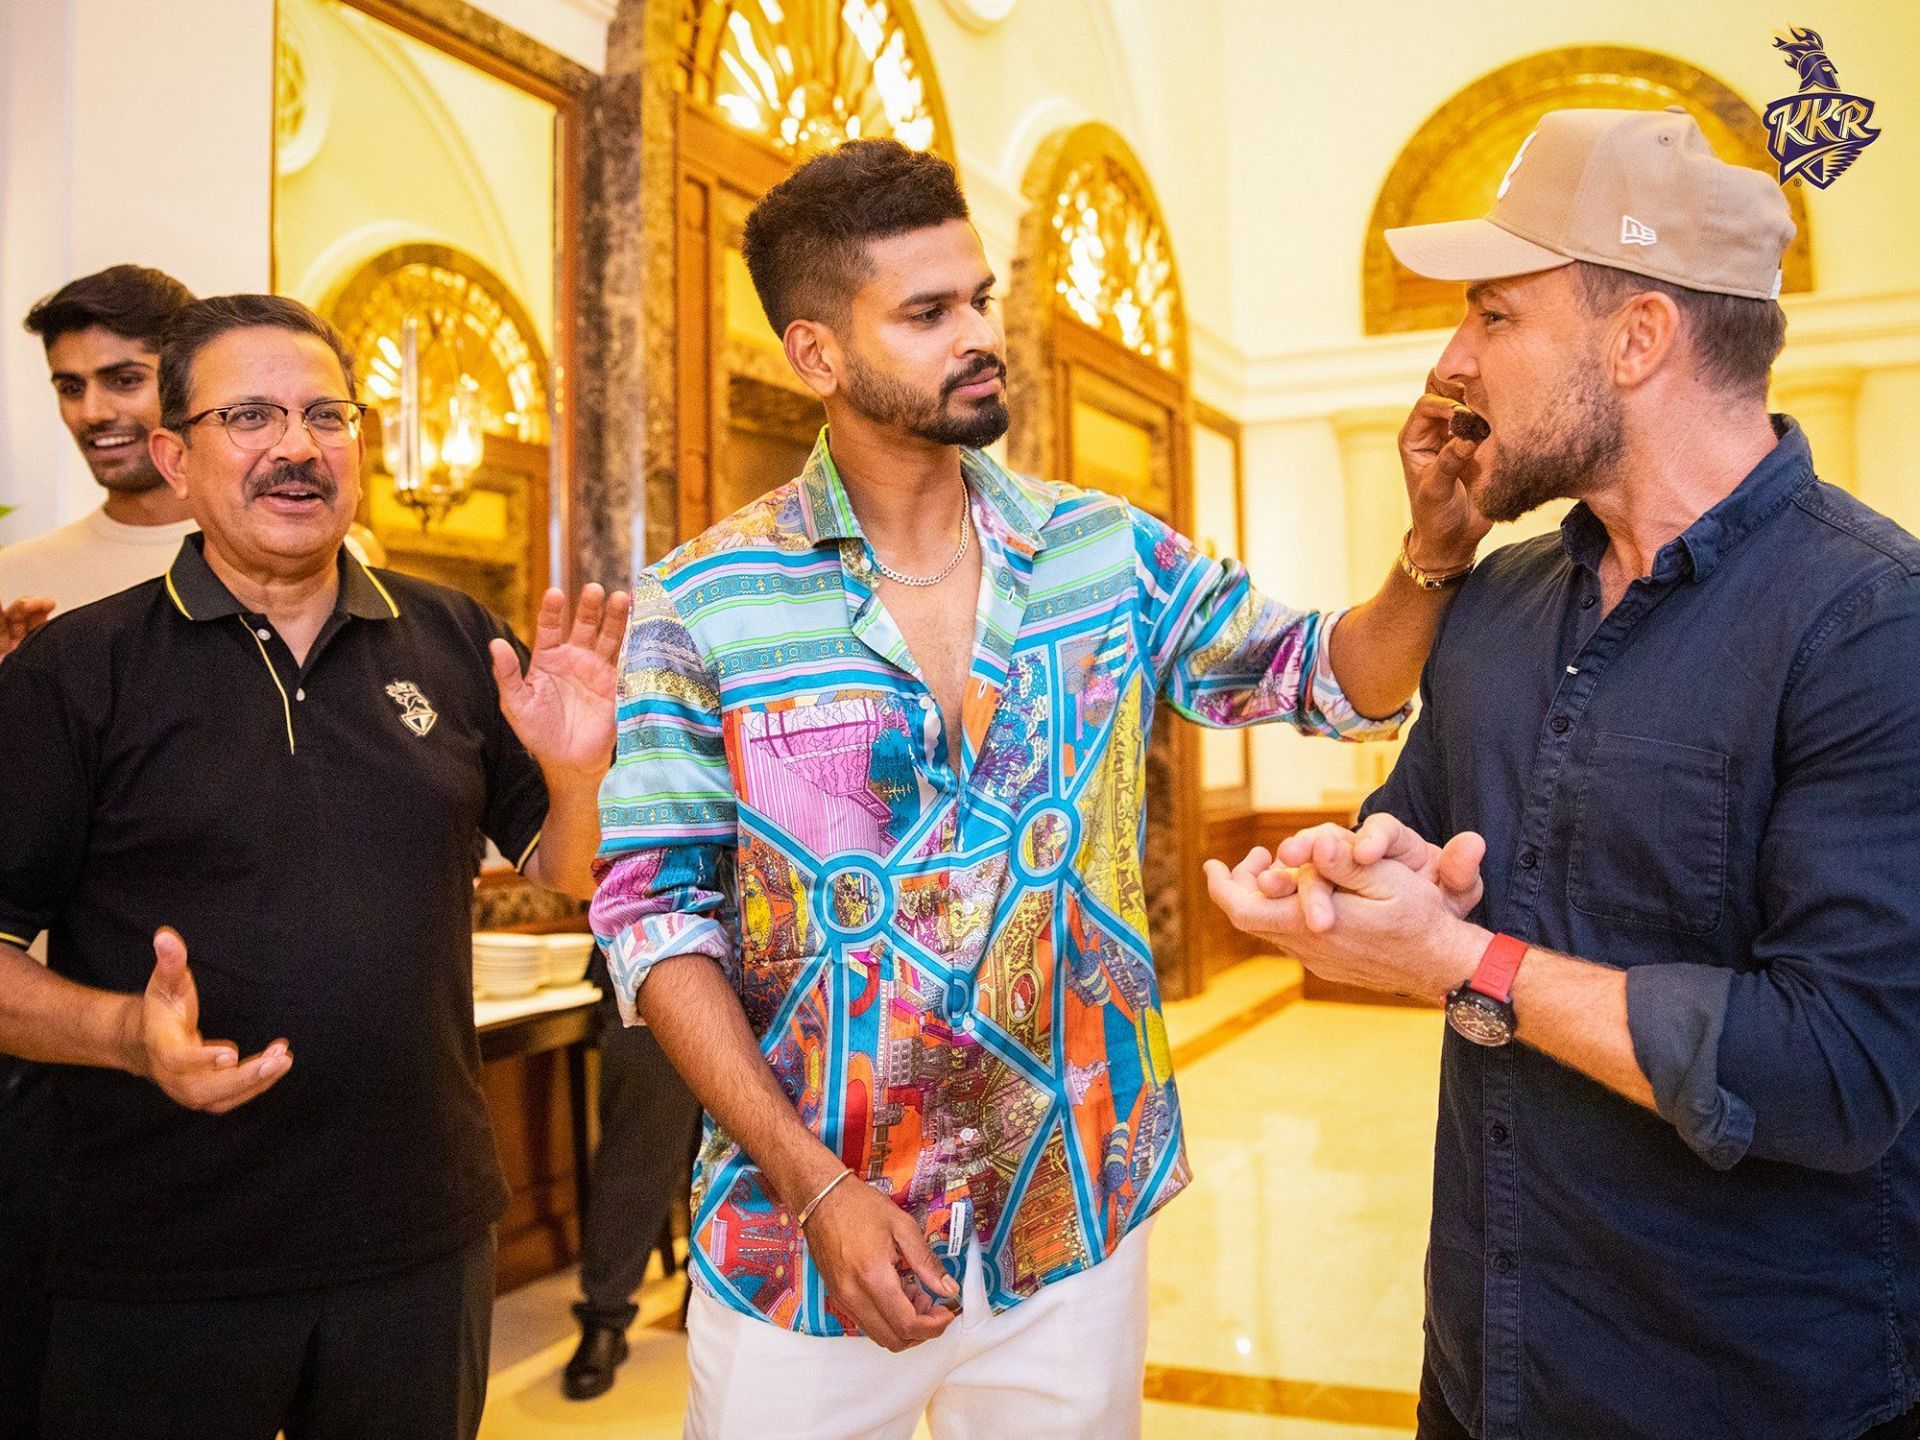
left=39, top=1231, right=495, bottom=1440
left=1417, top=1362, right=1920, bottom=1440
left=0, top=1058, right=57, bottom=1440
left=575, top=966, right=702, bottom=1327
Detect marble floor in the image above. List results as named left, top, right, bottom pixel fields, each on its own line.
left=479, top=958, right=1444, bottom=1439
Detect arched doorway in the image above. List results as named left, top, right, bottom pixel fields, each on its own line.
left=1006, top=122, right=1208, bottom=998
left=322, top=242, right=554, bottom=638
left=665, top=0, right=955, bottom=546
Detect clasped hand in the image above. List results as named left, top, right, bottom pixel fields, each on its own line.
left=1204, top=814, right=1491, bottom=1006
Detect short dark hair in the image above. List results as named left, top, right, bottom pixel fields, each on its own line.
left=741, top=139, right=970, bottom=335
left=22, top=264, right=196, bottom=350
left=158, top=294, right=357, bottom=432
left=1573, top=262, right=1787, bottom=401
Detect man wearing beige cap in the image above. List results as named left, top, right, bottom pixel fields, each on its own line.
left=1209, top=107, right=1920, bottom=1439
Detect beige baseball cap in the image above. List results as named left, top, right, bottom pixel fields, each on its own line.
left=1385, top=107, right=1794, bottom=300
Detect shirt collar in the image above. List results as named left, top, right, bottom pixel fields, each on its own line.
left=163, top=532, right=401, bottom=623
left=1559, top=414, right=1816, bottom=583
left=795, top=427, right=1056, bottom=554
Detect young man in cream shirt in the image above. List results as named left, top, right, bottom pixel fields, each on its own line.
left=0, top=265, right=198, bottom=659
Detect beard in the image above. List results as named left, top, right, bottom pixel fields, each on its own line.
left=1474, top=356, right=1625, bottom=524
left=842, top=351, right=1010, bottom=449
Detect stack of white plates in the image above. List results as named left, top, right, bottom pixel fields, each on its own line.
left=542, top=932, right=595, bottom=987
left=472, top=932, right=546, bottom=998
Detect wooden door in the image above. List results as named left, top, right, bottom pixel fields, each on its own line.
left=674, top=103, right=822, bottom=544
left=1052, top=322, right=1204, bottom=1000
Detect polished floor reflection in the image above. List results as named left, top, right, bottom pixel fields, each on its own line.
left=480, top=958, right=1442, bottom=1438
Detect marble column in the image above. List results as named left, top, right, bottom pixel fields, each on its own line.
left=1331, top=406, right=1410, bottom=797
left=1772, top=366, right=1862, bottom=496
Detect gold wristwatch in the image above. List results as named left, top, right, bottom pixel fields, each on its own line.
left=1397, top=529, right=1475, bottom=590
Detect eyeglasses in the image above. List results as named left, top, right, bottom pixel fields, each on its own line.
left=178, top=400, right=369, bottom=451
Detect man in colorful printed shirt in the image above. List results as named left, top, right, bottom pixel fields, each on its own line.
left=591, top=139, right=1487, bottom=1439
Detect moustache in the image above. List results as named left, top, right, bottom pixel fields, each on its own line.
left=943, top=359, right=1006, bottom=398
left=247, top=460, right=337, bottom=503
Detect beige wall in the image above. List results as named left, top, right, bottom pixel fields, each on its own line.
left=0, top=0, right=274, bottom=544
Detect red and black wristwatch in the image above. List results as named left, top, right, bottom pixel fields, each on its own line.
left=1445, top=933, right=1528, bottom=1047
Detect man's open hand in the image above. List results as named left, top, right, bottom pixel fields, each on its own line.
left=124, top=928, right=291, bottom=1113
left=491, top=584, right=631, bottom=780
left=0, top=596, right=55, bottom=662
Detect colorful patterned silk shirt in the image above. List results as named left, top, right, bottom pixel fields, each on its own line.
left=591, top=432, right=1399, bottom=1334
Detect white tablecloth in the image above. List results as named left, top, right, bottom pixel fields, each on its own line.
left=473, top=981, right=601, bottom=1031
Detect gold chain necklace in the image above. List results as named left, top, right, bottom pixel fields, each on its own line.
left=871, top=485, right=972, bottom=588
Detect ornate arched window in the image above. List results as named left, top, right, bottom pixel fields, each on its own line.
left=1008, top=122, right=1207, bottom=996
left=323, top=243, right=554, bottom=633
left=1038, top=129, right=1185, bottom=373
left=325, top=243, right=550, bottom=450
left=675, top=0, right=952, bottom=159
left=1365, top=46, right=1815, bottom=335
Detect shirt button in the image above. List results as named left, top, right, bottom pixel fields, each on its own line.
left=295, top=689, right=305, bottom=702
left=1550, top=716, right=1570, bottom=734
left=1489, top=1122, right=1510, bottom=1144
left=1492, top=1250, right=1516, bottom=1275
left=255, top=627, right=272, bottom=641
left=1519, top=849, right=1538, bottom=870
left=1580, top=595, right=1597, bottom=610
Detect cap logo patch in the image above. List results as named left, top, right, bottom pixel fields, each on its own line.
left=1765, top=28, right=1881, bottom=189
left=385, top=680, right=438, bottom=737
left=1496, top=132, right=1537, bottom=200
left=1620, top=215, right=1659, bottom=246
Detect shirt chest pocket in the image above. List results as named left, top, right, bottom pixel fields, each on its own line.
left=730, top=696, right=917, bottom=859
left=1566, top=732, right=1730, bottom=937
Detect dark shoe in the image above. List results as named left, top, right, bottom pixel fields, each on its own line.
left=562, top=1320, right=630, bottom=1401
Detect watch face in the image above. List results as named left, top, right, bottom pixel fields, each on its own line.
left=1447, top=991, right=1515, bottom=1047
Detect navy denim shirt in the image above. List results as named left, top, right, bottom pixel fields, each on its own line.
left=1366, top=419, right=1920, bottom=1439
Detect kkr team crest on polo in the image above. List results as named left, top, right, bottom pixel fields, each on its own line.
left=1765, top=28, right=1880, bottom=189
left=385, top=680, right=438, bottom=736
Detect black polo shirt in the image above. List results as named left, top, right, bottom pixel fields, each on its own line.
left=0, top=534, right=547, bottom=1300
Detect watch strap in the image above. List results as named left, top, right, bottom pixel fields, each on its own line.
left=1469, top=933, right=1528, bottom=1003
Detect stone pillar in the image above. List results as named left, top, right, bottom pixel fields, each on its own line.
left=1331, top=407, right=1409, bottom=796
left=1331, top=407, right=1409, bottom=604
left=1773, top=367, right=1862, bottom=495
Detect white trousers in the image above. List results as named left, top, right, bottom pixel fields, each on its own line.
left=683, top=1221, right=1154, bottom=1440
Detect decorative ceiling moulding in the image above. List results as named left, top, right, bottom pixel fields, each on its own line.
left=345, top=0, right=598, bottom=94
left=939, top=0, right=1017, bottom=33
left=1364, top=45, right=1814, bottom=337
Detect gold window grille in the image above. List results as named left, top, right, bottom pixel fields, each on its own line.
left=675, top=0, right=953, bottom=159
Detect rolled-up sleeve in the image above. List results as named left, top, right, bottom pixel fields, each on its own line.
left=1627, top=570, right=1920, bottom=1173
left=589, top=571, right=738, bottom=1024
left=1134, top=507, right=1406, bottom=741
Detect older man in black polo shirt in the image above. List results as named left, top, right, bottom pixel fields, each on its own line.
left=0, top=293, right=627, bottom=1440
left=1210, top=111, right=1920, bottom=1439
